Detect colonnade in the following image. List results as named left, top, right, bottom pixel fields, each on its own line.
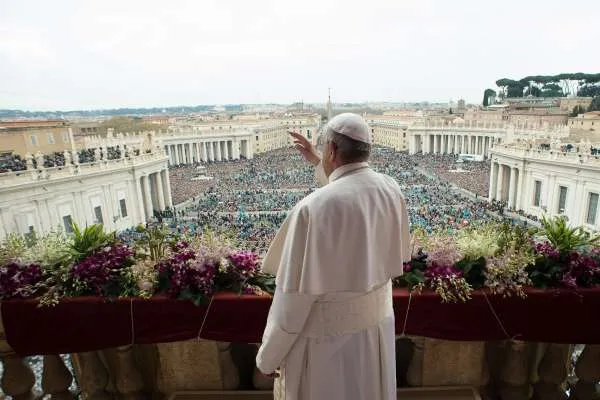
left=488, top=161, right=524, bottom=210
left=163, top=139, right=252, bottom=166
left=410, top=133, right=494, bottom=158
left=137, top=169, right=173, bottom=221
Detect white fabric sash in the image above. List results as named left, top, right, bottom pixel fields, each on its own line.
left=302, top=280, right=393, bottom=338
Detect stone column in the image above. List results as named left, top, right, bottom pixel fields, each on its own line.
left=162, top=170, right=173, bottom=208
left=247, top=139, right=254, bottom=159
left=489, top=162, right=498, bottom=201
left=201, top=142, right=208, bottom=162
left=207, top=142, right=213, bottom=162
left=143, top=175, right=153, bottom=220
left=155, top=172, right=165, bottom=211
left=496, top=164, right=504, bottom=202
left=135, top=177, right=146, bottom=225
left=508, top=167, right=517, bottom=210
left=178, top=144, right=184, bottom=164
left=174, top=145, right=181, bottom=165
left=223, top=141, right=229, bottom=160
left=216, top=142, right=222, bottom=161
left=514, top=168, right=524, bottom=211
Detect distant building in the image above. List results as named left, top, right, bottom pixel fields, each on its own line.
left=569, top=111, right=600, bottom=131
left=559, top=97, right=593, bottom=112
left=0, top=146, right=171, bottom=239
left=490, top=142, right=600, bottom=231
left=0, top=120, right=72, bottom=157
left=142, top=115, right=170, bottom=125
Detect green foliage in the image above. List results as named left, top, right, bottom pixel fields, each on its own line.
left=588, top=96, right=600, bottom=112
left=455, top=257, right=486, bottom=289
left=537, top=216, right=599, bottom=255
left=483, top=89, right=496, bottom=107
left=135, top=224, right=171, bottom=261
left=578, top=85, right=600, bottom=97
left=0, top=233, right=28, bottom=264
left=570, top=105, right=586, bottom=117
left=69, top=223, right=116, bottom=261
left=527, top=256, right=562, bottom=289
left=496, top=223, right=534, bottom=256
left=494, top=73, right=600, bottom=98
left=507, top=86, right=524, bottom=98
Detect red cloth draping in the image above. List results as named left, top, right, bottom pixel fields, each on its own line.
left=2, top=288, right=600, bottom=357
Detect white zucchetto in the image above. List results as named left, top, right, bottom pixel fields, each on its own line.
left=327, top=113, right=372, bottom=144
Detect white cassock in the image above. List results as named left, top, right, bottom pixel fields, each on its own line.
left=256, top=161, right=411, bottom=400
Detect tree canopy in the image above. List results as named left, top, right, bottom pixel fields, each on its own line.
left=482, top=89, right=496, bottom=107
left=494, top=73, right=600, bottom=99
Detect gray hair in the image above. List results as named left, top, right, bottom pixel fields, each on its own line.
left=325, top=128, right=371, bottom=163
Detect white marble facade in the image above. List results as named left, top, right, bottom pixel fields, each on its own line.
left=407, top=120, right=570, bottom=159
left=489, top=143, right=600, bottom=231
left=160, top=132, right=253, bottom=166
left=0, top=149, right=171, bottom=239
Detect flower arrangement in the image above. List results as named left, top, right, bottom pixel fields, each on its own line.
left=0, top=216, right=598, bottom=306
left=0, top=223, right=275, bottom=307
left=396, top=219, right=600, bottom=302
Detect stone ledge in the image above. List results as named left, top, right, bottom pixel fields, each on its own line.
left=168, top=386, right=481, bottom=400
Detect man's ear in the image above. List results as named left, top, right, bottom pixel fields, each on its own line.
left=328, top=142, right=337, bottom=163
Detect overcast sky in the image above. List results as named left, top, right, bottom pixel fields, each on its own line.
left=1, top=0, right=599, bottom=111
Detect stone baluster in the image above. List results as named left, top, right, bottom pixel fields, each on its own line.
left=74, top=351, right=111, bottom=400
left=42, top=355, right=75, bottom=399
left=499, top=340, right=533, bottom=400
left=533, top=343, right=571, bottom=400
left=571, top=344, right=600, bottom=400
left=112, top=345, right=144, bottom=400
left=94, top=148, right=101, bottom=163
left=217, top=342, right=240, bottom=390
left=0, top=353, right=36, bottom=400
left=406, top=338, right=487, bottom=389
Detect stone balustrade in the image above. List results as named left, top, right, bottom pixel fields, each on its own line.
left=491, top=144, right=600, bottom=167
left=0, top=150, right=167, bottom=187
left=0, top=338, right=597, bottom=399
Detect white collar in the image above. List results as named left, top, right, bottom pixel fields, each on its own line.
left=328, top=162, right=370, bottom=183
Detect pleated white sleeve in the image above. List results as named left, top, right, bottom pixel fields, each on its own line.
left=255, top=289, right=316, bottom=374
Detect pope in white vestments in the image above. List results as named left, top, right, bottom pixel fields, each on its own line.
left=256, top=113, right=411, bottom=400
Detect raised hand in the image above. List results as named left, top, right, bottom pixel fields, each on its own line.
left=288, top=130, right=320, bottom=166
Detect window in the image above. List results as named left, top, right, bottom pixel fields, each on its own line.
left=587, top=193, right=599, bottom=225
left=30, top=135, right=38, bottom=147
left=62, top=132, right=69, bottom=143
left=557, top=186, right=567, bottom=214
left=94, top=206, right=104, bottom=224
left=63, top=215, right=74, bottom=233
left=47, top=133, right=55, bottom=144
left=533, top=180, right=542, bottom=207
left=120, top=199, right=128, bottom=218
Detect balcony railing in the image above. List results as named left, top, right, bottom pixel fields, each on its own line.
left=0, top=290, right=598, bottom=400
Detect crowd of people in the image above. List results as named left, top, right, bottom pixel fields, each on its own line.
left=417, top=153, right=491, bottom=197
left=139, top=146, right=515, bottom=255
left=0, top=146, right=128, bottom=173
